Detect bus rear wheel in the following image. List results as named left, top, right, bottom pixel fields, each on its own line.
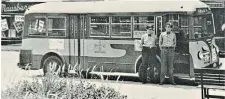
left=138, top=63, right=160, bottom=83
left=43, top=56, right=64, bottom=76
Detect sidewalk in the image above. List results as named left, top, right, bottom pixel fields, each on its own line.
left=1, top=44, right=21, bottom=51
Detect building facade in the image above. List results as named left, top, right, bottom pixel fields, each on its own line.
left=1, top=0, right=103, bottom=45
left=1, top=1, right=43, bottom=44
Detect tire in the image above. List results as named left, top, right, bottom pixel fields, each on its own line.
left=138, top=62, right=160, bottom=83
left=43, top=56, right=64, bottom=76
left=150, top=63, right=160, bottom=83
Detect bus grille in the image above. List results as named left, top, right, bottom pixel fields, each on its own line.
left=194, top=69, right=225, bottom=86
left=19, top=50, right=32, bottom=64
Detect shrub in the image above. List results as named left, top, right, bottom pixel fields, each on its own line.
left=1, top=73, right=127, bottom=99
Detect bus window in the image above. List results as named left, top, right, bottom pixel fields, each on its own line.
left=156, top=16, right=162, bottom=37
left=133, top=16, right=154, bottom=38
left=111, top=16, right=132, bottom=38
left=28, top=17, right=47, bottom=36
left=90, top=16, right=109, bottom=37
left=180, top=15, right=189, bottom=35
left=193, top=14, right=214, bottom=39
left=48, top=17, right=66, bottom=37
left=167, top=14, right=179, bottom=33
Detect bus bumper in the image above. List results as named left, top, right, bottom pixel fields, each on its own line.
left=207, top=62, right=222, bottom=69
left=17, top=63, right=38, bottom=70
left=17, top=62, right=29, bottom=70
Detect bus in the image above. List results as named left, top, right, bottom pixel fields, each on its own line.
left=18, top=0, right=221, bottom=82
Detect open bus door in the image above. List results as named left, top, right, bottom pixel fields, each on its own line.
left=158, top=14, right=191, bottom=78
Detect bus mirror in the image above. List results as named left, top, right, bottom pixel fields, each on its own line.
left=222, top=24, right=225, bottom=31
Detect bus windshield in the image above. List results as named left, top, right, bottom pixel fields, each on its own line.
left=193, top=14, right=214, bottom=39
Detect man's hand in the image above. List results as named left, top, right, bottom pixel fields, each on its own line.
left=140, top=44, right=143, bottom=49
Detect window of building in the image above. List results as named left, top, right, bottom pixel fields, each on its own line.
left=133, top=16, right=154, bottom=38
left=90, top=16, right=109, bottom=37
left=48, top=17, right=66, bottom=37
left=111, top=16, right=132, bottom=38
left=28, top=17, right=47, bottom=36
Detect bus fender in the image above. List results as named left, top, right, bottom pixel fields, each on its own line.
left=134, top=55, right=142, bottom=73
left=40, top=50, right=66, bottom=68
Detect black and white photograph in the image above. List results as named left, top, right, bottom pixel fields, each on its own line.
left=1, top=0, right=225, bottom=99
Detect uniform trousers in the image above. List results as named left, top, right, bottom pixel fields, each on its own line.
left=142, top=46, right=157, bottom=83
left=160, top=47, right=175, bottom=83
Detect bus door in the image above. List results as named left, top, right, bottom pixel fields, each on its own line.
left=69, top=15, right=87, bottom=72
left=161, top=14, right=190, bottom=77
left=156, top=16, right=162, bottom=56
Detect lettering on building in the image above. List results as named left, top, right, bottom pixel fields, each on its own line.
left=1, top=2, right=41, bottom=13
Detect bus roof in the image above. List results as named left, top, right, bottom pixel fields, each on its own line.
left=25, top=1, right=209, bottom=15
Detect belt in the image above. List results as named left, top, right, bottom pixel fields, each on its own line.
left=162, top=47, right=174, bottom=49
left=143, top=46, right=156, bottom=48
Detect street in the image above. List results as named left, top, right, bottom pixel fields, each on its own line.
left=1, top=51, right=225, bottom=99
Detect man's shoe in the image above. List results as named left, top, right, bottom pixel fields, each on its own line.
left=159, top=82, right=164, bottom=85
left=171, top=82, right=176, bottom=85
left=142, top=81, right=147, bottom=84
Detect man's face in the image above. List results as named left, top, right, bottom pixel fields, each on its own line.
left=147, top=28, right=154, bottom=34
left=165, top=25, right=172, bottom=32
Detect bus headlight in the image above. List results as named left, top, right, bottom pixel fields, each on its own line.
left=214, top=45, right=219, bottom=54
left=198, top=51, right=204, bottom=60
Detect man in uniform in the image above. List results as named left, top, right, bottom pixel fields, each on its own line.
left=140, top=25, right=157, bottom=84
left=159, top=22, right=176, bottom=85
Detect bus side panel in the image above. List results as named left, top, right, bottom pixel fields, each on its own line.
left=83, top=39, right=141, bottom=73
left=21, top=38, right=73, bottom=69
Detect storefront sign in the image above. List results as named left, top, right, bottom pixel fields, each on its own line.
left=1, top=19, right=9, bottom=31
left=13, top=21, right=24, bottom=32
left=1, top=2, right=41, bottom=13
left=9, top=29, right=16, bottom=37
left=15, top=15, right=24, bottom=22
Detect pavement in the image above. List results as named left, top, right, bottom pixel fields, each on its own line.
left=1, top=44, right=225, bottom=99
left=0, top=50, right=203, bottom=99
left=1, top=43, right=21, bottom=52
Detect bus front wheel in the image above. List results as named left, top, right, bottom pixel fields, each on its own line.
left=43, top=56, right=64, bottom=76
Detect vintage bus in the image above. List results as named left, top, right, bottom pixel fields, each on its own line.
left=18, top=0, right=221, bottom=82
